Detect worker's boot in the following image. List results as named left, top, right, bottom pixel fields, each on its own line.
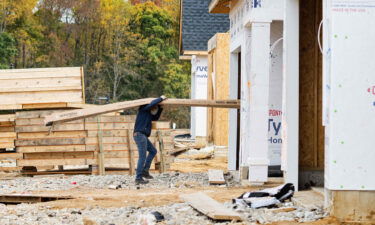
left=142, top=171, right=154, bottom=179
left=135, top=177, right=149, bottom=185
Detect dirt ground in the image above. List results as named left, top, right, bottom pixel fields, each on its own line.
left=0, top=157, right=341, bottom=224
left=26, top=186, right=340, bottom=225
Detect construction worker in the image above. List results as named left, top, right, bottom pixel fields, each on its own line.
left=133, top=96, right=167, bottom=184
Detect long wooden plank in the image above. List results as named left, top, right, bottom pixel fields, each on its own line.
left=84, top=123, right=133, bottom=130
left=85, top=115, right=136, bottom=123
left=87, top=130, right=128, bottom=137
left=0, top=67, right=81, bottom=80
left=17, top=131, right=87, bottom=139
left=16, top=118, right=84, bottom=126
left=126, top=129, right=135, bottom=175
left=0, top=86, right=82, bottom=93
left=0, top=91, right=83, bottom=105
left=0, top=127, right=15, bottom=132
left=16, top=123, right=84, bottom=132
left=0, top=137, right=16, bottom=142
left=45, top=98, right=154, bottom=125
left=0, top=132, right=16, bottom=138
left=45, top=98, right=240, bottom=125
left=0, top=114, right=15, bottom=122
left=16, top=110, right=66, bottom=119
left=0, top=143, right=15, bottom=148
left=17, top=158, right=154, bottom=168
left=23, top=152, right=94, bottom=159
left=96, top=116, right=105, bottom=175
left=161, top=99, right=240, bottom=108
left=17, top=158, right=96, bottom=166
left=85, top=142, right=174, bottom=151
left=180, top=192, right=241, bottom=221
left=22, top=102, right=68, bottom=109
left=17, top=145, right=87, bottom=153
left=0, top=76, right=81, bottom=89
left=0, top=153, right=22, bottom=160
left=16, top=138, right=85, bottom=146
left=0, top=121, right=14, bottom=127
left=208, top=169, right=226, bottom=184
left=85, top=137, right=128, bottom=144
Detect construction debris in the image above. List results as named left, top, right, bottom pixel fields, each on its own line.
left=208, top=169, right=226, bottom=184
left=233, top=183, right=295, bottom=208
left=180, top=192, right=242, bottom=221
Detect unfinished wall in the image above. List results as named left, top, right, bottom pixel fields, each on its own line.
left=207, top=33, right=230, bottom=147
left=299, top=0, right=324, bottom=172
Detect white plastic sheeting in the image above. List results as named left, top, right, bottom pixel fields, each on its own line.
left=324, top=0, right=375, bottom=190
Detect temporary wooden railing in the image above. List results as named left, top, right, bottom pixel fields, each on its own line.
left=44, top=98, right=240, bottom=125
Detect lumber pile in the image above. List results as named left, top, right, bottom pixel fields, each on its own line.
left=0, top=67, right=85, bottom=110
left=15, top=110, right=89, bottom=169
left=0, top=114, right=16, bottom=149
left=0, top=114, right=22, bottom=171
left=14, top=109, right=173, bottom=174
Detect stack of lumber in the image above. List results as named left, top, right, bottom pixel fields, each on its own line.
left=85, top=114, right=138, bottom=170
left=0, top=114, right=22, bottom=171
left=15, top=110, right=89, bottom=168
left=14, top=109, right=173, bottom=174
left=0, top=67, right=85, bottom=110
left=0, top=114, right=16, bottom=149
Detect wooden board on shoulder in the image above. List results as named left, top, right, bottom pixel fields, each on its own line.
left=44, top=98, right=240, bottom=125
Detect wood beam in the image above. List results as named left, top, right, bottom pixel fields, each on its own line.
left=44, top=98, right=240, bottom=125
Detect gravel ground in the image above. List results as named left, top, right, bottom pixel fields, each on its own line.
left=229, top=202, right=328, bottom=224
left=0, top=201, right=328, bottom=225
left=0, top=203, right=217, bottom=225
left=0, top=173, right=328, bottom=224
left=0, top=172, right=240, bottom=194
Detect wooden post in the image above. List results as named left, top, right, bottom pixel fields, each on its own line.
left=157, top=130, right=166, bottom=173
left=97, top=116, right=105, bottom=175
left=126, top=129, right=135, bottom=175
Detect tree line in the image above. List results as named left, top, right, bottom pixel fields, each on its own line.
left=0, top=0, right=190, bottom=127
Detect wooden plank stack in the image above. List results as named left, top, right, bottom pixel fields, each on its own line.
left=0, top=67, right=176, bottom=174
left=14, top=109, right=173, bottom=174
left=0, top=114, right=16, bottom=149
left=85, top=114, right=139, bottom=171
left=15, top=110, right=90, bottom=168
left=0, top=67, right=85, bottom=110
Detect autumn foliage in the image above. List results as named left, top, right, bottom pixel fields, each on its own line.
left=0, top=0, right=190, bottom=127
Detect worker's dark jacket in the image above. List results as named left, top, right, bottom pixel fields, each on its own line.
left=134, top=98, right=163, bottom=137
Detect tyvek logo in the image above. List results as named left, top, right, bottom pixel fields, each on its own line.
left=196, top=66, right=207, bottom=72
left=367, top=86, right=375, bottom=95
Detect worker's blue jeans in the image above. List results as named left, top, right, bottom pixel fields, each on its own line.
left=133, top=132, right=157, bottom=180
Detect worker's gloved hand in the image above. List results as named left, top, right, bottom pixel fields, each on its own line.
left=160, top=95, right=167, bottom=100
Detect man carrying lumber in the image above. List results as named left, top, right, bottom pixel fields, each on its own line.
left=133, top=96, right=167, bottom=184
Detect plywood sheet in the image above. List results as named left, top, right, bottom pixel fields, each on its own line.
left=299, top=0, right=324, bottom=169
left=181, top=192, right=241, bottom=221
left=207, top=33, right=230, bottom=147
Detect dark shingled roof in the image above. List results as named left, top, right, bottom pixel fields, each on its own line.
left=181, top=0, right=229, bottom=52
